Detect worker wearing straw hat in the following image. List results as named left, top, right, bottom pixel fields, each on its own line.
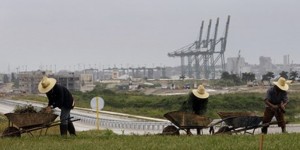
left=38, top=76, right=76, bottom=136
left=180, top=84, right=209, bottom=135
left=261, top=77, right=289, bottom=134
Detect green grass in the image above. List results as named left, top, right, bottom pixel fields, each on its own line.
left=1, top=108, right=300, bottom=149
left=1, top=130, right=300, bottom=150
left=1, top=114, right=299, bottom=150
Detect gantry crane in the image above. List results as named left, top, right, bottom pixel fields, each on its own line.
left=168, top=15, right=230, bottom=79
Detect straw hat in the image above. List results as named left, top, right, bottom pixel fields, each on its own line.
left=286, top=80, right=293, bottom=85
left=273, top=77, right=289, bottom=91
left=192, top=85, right=209, bottom=99
left=38, top=76, right=57, bottom=94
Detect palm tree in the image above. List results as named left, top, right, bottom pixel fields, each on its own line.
left=242, top=72, right=255, bottom=82
left=221, top=71, right=231, bottom=80
left=262, top=72, right=274, bottom=85
left=289, top=71, right=298, bottom=80
left=279, top=71, right=289, bottom=79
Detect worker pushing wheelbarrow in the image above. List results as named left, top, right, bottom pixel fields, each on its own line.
left=38, top=76, right=77, bottom=136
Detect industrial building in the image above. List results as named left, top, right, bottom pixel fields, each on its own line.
left=17, top=70, right=95, bottom=94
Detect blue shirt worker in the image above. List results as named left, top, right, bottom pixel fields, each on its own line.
left=261, top=77, right=289, bottom=134
left=180, top=84, right=209, bottom=135
left=38, top=76, right=76, bottom=136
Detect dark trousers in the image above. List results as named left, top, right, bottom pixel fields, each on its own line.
left=261, top=107, right=285, bottom=134
left=60, top=107, right=76, bottom=136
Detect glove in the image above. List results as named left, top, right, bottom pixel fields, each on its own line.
left=270, top=105, right=278, bottom=112
left=279, top=104, right=286, bottom=113
left=45, top=106, right=52, bottom=113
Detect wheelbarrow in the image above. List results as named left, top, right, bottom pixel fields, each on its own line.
left=162, top=111, right=213, bottom=135
left=1, top=113, right=80, bottom=137
left=211, top=111, right=264, bottom=135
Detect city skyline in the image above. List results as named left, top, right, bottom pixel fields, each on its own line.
left=1, top=0, right=299, bottom=73
left=4, top=54, right=295, bottom=74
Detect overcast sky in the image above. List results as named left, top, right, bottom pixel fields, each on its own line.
left=0, top=0, right=299, bottom=73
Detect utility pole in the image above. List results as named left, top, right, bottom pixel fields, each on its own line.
left=236, top=50, right=241, bottom=76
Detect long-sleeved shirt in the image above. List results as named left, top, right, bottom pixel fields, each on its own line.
left=46, top=84, right=74, bottom=109
left=265, top=86, right=288, bottom=107
left=180, top=92, right=208, bottom=115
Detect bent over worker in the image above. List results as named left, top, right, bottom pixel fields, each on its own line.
left=38, top=76, right=76, bottom=136
left=180, top=84, right=209, bottom=135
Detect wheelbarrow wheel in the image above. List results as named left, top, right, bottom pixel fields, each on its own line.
left=162, top=125, right=179, bottom=135
left=215, top=126, right=232, bottom=135
left=2, top=127, right=21, bottom=137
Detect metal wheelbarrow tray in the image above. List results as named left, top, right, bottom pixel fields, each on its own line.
left=1, top=112, right=80, bottom=137
left=1, top=113, right=59, bottom=137
left=5, top=113, right=58, bottom=129
left=217, top=111, right=256, bottom=119
left=162, top=111, right=213, bottom=135
left=213, top=111, right=264, bottom=134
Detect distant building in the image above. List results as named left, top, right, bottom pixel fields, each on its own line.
left=101, top=66, right=167, bottom=80
left=259, top=56, right=273, bottom=73
left=240, top=65, right=251, bottom=73
left=18, top=70, right=50, bottom=94
left=17, top=70, right=95, bottom=94
left=283, top=55, right=290, bottom=66
left=80, top=73, right=95, bottom=92
left=55, top=72, right=95, bottom=92
left=55, top=73, right=79, bottom=92
left=112, top=68, right=119, bottom=79
left=0, top=74, right=5, bottom=84
left=282, top=55, right=291, bottom=72
left=83, top=68, right=99, bottom=81
left=226, top=57, right=245, bottom=75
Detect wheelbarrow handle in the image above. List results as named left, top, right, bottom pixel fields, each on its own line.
left=208, top=117, right=239, bottom=127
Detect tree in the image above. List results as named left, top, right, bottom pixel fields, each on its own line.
left=231, top=74, right=242, bottom=85
left=221, top=71, right=231, bottom=80
left=242, top=72, right=256, bottom=82
left=289, top=71, right=298, bottom=80
left=179, top=75, right=185, bottom=80
left=262, top=72, right=274, bottom=85
left=279, top=71, right=289, bottom=79
left=11, top=73, right=16, bottom=82
left=3, top=74, right=9, bottom=83
left=220, top=71, right=242, bottom=85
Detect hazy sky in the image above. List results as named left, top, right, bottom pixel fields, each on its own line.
left=0, top=0, right=299, bottom=73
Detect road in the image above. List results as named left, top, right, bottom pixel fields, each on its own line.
left=1, top=98, right=300, bottom=135
left=0, top=98, right=171, bottom=135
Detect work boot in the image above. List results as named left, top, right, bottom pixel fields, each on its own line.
left=261, top=127, right=268, bottom=134
left=60, top=124, right=68, bottom=136
left=209, top=126, right=215, bottom=134
left=196, top=128, right=201, bottom=135
left=186, top=129, right=192, bottom=135
left=281, top=127, right=287, bottom=133
left=68, top=122, right=76, bottom=136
